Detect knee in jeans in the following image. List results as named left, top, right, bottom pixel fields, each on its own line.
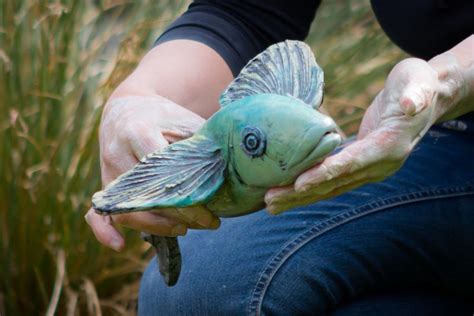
left=256, top=249, right=346, bottom=315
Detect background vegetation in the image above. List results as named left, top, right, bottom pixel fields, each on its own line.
left=0, top=0, right=405, bottom=314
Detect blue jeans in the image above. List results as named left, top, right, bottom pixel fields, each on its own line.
left=139, top=125, right=474, bottom=315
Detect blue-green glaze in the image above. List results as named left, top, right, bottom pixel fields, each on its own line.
left=92, top=94, right=340, bottom=217
left=91, top=40, right=342, bottom=286
left=202, top=94, right=340, bottom=216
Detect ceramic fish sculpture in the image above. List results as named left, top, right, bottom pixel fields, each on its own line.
left=92, top=40, right=342, bottom=286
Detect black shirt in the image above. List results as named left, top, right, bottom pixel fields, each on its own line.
left=156, top=1, right=321, bottom=76
left=156, top=0, right=473, bottom=76
left=155, top=0, right=474, bottom=122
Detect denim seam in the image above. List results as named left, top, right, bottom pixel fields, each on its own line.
left=246, top=185, right=474, bottom=316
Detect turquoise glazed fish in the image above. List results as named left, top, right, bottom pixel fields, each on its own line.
left=92, top=40, right=342, bottom=286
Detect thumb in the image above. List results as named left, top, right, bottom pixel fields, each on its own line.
left=390, top=59, right=438, bottom=116
left=399, top=82, right=436, bottom=116
left=130, top=125, right=169, bottom=160
left=85, top=208, right=125, bottom=251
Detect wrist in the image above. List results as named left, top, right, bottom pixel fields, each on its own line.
left=428, top=36, right=474, bottom=122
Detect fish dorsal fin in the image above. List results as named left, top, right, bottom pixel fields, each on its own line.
left=220, top=40, right=324, bottom=108
left=92, top=136, right=226, bottom=214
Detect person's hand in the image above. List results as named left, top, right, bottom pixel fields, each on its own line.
left=265, top=58, right=458, bottom=214
left=85, top=95, right=220, bottom=251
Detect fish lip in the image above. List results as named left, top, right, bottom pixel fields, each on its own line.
left=288, top=127, right=341, bottom=169
left=309, top=131, right=342, bottom=158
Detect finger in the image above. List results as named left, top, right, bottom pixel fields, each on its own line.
left=188, top=218, right=221, bottom=230
left=396, top=60, right=437, bottom=116
left=112, top=212, right=188, bottom=237
left=266, top=188, right=322, bottom=214
left=400, top=84, right=434, bottom=116
left=295, top=133, right=391, bottom=192
left=128, top=124, right=169, bottom=160
left=158, top=99, right=206, bottom=137
left=268, top=177, right=375, bottom=214
left=267, top=194, right=315, bottom=215
left=162, top=129, right=192, bottom=143
left=297, top=164, right=374, bottom=196
left=101, top=139, right=139, bottom=185
left=161, top=119, right=205, bottom=143
left=264, top=185, right=294, bottom=205
left=294, top=147, right=360, bottom=191
left=268, top=164, right=383, bottom=212
left=85, top=208, right=125, bottom=251
left=175, top=206, right=220, bottom=229
left=266, top=166, right=364, bottom=207
left=155, top=206, right=221, bottom=230
left=266, top=185, right=321, bottom=211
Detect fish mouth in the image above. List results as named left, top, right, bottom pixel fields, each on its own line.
left=288, top=126, right=342, bottom=169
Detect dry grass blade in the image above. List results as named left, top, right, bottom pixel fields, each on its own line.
left=99, top=281, right=141, bottom=315
left=65, top=287, right=79, bottom=316
left=0, top=292, right=4, bottom=316
left=82, top=278, right=102, bottom=316
left=1, top=0, right=188, bottom=314
left=46, top=249, right=66, bottom=316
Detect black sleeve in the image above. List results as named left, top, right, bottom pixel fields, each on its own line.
left=154, top=0, right=321, bottom=76
left=371, top=0, right=474, bottom=60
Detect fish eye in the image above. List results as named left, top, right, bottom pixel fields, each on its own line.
left=241, top=126, right=266, bottom=158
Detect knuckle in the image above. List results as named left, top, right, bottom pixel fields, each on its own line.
left=101, top=139, right=127, bottom=168
left=395, top=58, right=428, bottom=72
left=118, top=121, right=139, bottom=142
left=101, top=145, right=116, bottom=164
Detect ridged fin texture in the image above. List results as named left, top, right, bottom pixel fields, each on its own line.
left=92, top=136, right=226, bottom=213
left=219, top=40, right=324, bottom=108
left=142, top=234, right=181, bottom=286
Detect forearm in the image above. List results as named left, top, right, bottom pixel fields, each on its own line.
left=428, top=35, right=474, bottom=122
left=110, top=40, right=233, bottom=118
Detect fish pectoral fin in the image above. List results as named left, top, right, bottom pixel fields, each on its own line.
left=92, top=136, right=226, bottom=214
left=219, top=40, right=324, bottom=109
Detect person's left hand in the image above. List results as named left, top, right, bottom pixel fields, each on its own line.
left=265, top=58, right=443, bottom=214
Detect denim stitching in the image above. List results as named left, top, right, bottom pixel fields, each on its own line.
left=247, top=184, right=474, bottom=315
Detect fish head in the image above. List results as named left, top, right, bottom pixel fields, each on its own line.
left=227, top=94, right=342, bottom=188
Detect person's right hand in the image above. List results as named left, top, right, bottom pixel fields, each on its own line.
left=85, top=95, right=221, bottom=251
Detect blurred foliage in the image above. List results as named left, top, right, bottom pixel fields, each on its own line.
left=0, top=1, right=188, bottom=314
left=308, top=1, right=407, bottom=134
left=0, top=0, right=405, bottom=315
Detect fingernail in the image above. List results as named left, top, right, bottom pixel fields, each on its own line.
left=110, top=238, right=122, bottom=252
left=196, top=216, right=212, bottom=228
left=296, top=185, right=309, bottom=193
left=401, top=97, right=416, bottom=116
left=172, top=224, right=187, bottom=236
left=209, top=218, right=220, bottom=230
left=296, top=175, right=309, bottom=185
left=265, top=197, right=280, bottom=206
left=84, top=213, right=91, bottom=225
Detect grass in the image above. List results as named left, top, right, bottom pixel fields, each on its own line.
left=0, top=0, right=405, bottom=314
